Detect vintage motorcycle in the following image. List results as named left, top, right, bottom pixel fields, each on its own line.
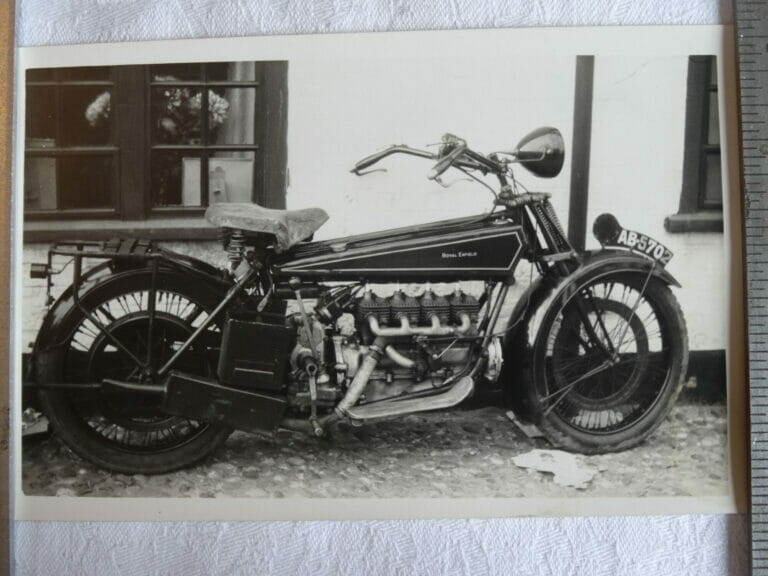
left=29, top=128, right=688, bottom=474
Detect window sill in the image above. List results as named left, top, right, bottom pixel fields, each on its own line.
left=664, top=211, right=723, bottom=233
left=24, top=217, right=221, bottom=243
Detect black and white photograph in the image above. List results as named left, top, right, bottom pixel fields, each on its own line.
left=13, top=27, right=739, bottom=518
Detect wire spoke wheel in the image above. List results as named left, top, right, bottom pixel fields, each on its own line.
left=36, top=269, right=233, bottom=474
left=72, top=303, right=210, bottom=452
left=524, top=271, right=687, bottom=453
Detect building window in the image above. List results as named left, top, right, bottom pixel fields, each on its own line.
left=24, top=61, right=288, bottom=240
left=25, top=67, right=118, bottom=217
left=665, top=55, right=722, bottom=233
left=149, top=63, right=260, bottom=211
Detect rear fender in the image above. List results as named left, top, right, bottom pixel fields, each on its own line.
left=32, top=260, right=116, bottom=356
left=503, top=248, right=680, bottom=351
left=31, top=253, right=230, bottom=358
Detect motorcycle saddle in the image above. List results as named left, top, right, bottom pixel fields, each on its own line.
left=205, top=202, right=330, bottom=253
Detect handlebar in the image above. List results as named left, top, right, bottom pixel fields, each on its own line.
left=351, top=134, right=506, bottom=179
left=494, top=191, right=551, bottom=208
left=351, top=145, right=435, bottom=175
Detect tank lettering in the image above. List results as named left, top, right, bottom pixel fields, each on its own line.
left=441, top=251, right=478, bottom=259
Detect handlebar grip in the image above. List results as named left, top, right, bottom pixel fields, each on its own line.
left=352, top=151, right=386, bottom=174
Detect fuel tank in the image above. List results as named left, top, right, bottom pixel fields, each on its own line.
left=272, top=212, right=525, bottom=281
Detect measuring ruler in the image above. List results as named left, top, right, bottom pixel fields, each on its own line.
left=737, top=0, right=768, bottom=573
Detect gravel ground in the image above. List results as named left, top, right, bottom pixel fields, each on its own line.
left=22, top=401, right=728, bottom=498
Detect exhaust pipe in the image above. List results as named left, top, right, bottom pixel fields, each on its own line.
left=367, top=314, right=471, bottom=337
left=345, top=374, right=474, bottom=420
left=334, top=337, right=386, bottom=416
left=384, top=345, right=415, bottom=368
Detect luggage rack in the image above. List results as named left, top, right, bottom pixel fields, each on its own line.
left=45, top=238, right=155, bottom=260
left=30, top=238, right=158, bottom=307
left=31, top=236, right=233, bottom=311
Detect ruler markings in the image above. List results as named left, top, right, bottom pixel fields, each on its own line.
left=737, top=1, right=768, bottom=573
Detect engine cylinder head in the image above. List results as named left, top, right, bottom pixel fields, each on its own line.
left=357, top=290, right=390, bottom=325
left=419, top=289, right=450, bottom=324
left=390, top=290, right=420, bottom=325
left=449, top=290, right=480, bottom=324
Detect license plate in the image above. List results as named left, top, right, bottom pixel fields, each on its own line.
left=611, top=229, right=674, bottom=265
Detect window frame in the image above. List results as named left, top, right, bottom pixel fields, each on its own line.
left=24, top=67, right=121, bottom=220
left=665, top=55, right=723, bottom=234
left=145, top=63, right=260, bottom=216
left=23, top=61, right=288, bottom=242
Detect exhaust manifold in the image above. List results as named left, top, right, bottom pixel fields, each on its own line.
left=367, top=313, right=471, bottom=337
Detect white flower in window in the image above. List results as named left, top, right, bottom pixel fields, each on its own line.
left=84, top=91, right=111, bottom=127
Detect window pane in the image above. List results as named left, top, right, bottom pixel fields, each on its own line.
left=151, top=64, right=201, bottom=81
left=58, top=66, right=111, bottom=81
left=59, top=156, right=114, bottom=209
left=207, top=88, right=254, bottom=145
left=207, top=62, right=256, bottom=82
left=702, top=152, right=722, bottom=208
left=707, top=91, right=720, bottom=146
left=24, top=157, right=57, bottom=210
left=209, top=151, right=255, bottom=204
left=26, top=69, right=55, bottom=82
left=151, top=150, right=203, bottom=207
left=61, top=87, right=112, bottom=146
left=151, top=87, right=203, bottom=145
left=26, top=85, right=57, bottom=143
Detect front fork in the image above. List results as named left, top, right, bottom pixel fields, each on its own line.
left=518, top=196, right=621, bottom=358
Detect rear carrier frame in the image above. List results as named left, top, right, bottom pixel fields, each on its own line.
left=30, top=238, right=231, bottom=307
left=30, top=238, right=155, bottom=305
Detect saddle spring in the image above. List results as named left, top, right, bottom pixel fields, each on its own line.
left=224, top=228, right=246, bottom=271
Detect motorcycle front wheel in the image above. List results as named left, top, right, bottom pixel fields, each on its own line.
left=35, top=269, right=233, bottom=474
left=521, top=272, right=688, bottom=454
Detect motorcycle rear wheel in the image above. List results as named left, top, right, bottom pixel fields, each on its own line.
left=36, top=269, right=233, bottom=474
left=519, top=272, right=688, bottom=453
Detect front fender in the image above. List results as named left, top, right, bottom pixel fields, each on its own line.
left=503, top=248, right=680, bottom=348
left=569, top=249, right=680, bottom=288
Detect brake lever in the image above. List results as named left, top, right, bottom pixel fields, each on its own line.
left=434, top=175, right=474, bottom=188
left=428, top=142, right=468, bottom=180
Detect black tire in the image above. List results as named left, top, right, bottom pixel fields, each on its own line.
left=516, top=272, right=688, bottom=453
left=36, top=269, right=233, bottom=474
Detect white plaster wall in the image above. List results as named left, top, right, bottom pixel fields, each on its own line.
left=285, top=54, right=575, bottom=236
